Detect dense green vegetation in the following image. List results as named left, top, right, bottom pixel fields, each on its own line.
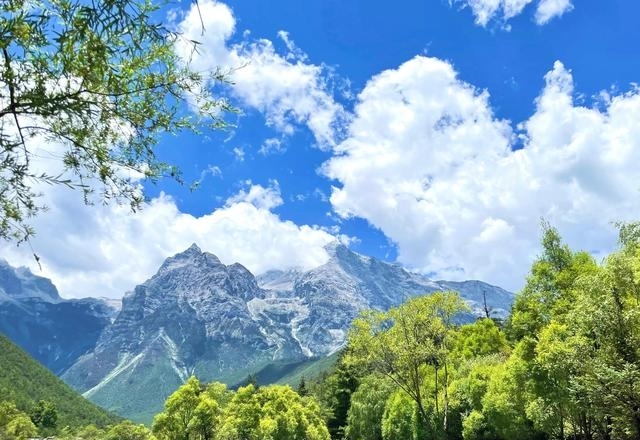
left=4, top=222, right=640, bottom=440
left=152, top=376, right=330, bottom=440
left=0, top=333, right=120, bottom=429
left=308, top=223, right=640, bottom=440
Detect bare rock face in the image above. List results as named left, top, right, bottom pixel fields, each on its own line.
left=256, top=241, right=513, bottom=358
left=0, top=260, right=118, bottom=375
left=61, top=244, right=307, bottom=422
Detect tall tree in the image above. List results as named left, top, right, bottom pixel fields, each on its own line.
left=153, top=377, right=230, bottom=440
left=567, top=228, right=640, bottom=439
left=0, top=0, right=232, bottom=242
left=310, top=351, right=363, bottom=439
left=505, top=222, right=596, bottom=342
left=217, top=384, right=330, bottom=440
left=347, top=291, right=469, bottom=439
left=345, top=374, right=395, bottom=440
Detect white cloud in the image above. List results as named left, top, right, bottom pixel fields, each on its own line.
left=226, top=180, right=283, bottom=210
left=0, top=182, right=334, bottom=299
left=259, top=137, right=286, bottom=156
left=323, top=56, right=640, bottom=291
left=232, top=146, right=245, bottom=161
left=452, top=0, right=572, bottom=26
left=535, top=0, right=573, bottom=25
left=173, top=0, right=347, bottom=148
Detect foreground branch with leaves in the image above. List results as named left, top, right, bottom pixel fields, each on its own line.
left=0, top=0, right=233, bottom=242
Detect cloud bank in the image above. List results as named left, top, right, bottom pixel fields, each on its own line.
left=324, top=57, right=640, bottom=291
left=2, top=0, right=637, bottom=299
left=0, top=181, right=334, bottom=298
left=452, top=0, right=573, bottom=26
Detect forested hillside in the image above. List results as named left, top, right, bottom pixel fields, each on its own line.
left=0, top=334, right=120, bottom=429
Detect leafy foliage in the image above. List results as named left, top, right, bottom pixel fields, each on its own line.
left=0, top=401, right=38, bottom=440
left=345, top=375, right=394, bottom=440
left=0, top=0, right=233, bottom=242
left=307, top=223, right=640, bottom=440
left=153, top=377, right=329, bottom=440
left=347, top=291, right=469, bottom=437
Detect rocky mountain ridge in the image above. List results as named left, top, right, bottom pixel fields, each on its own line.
left=0, top=260, right=119, bottom=375
left=58, top=242, right=513, bottom=421
left=0, top=244, right=514, bottom=422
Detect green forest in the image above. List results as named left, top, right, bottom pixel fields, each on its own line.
left=4, top=223, right=640, bottom=440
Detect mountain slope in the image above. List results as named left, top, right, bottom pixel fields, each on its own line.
left=61, top=242, right=513, bottom=423
left=0, top=333, right=120, bottom=428
left=256, top=242, right=513, bottom=356
left=62, top=244, right=306, bottom=423
left=0, top=260, right=119, bottom=375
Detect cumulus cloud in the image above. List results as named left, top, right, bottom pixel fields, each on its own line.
left=259, top=137, right=286, bottom=156
left=232, top=146, right=245, bottom=161
left=323, top=56, right=640, bottom=291
left=172, top=0, right=347, bottom=148
left=535, top=0, right=574, bottom=24
left=452, top=0, right=573, bottom=26
left=0, top=181, right=334, bottom=299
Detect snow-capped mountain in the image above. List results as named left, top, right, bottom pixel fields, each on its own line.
left=59, top=242, right=513, bottom=422
left=0, top=260, right=119, bottom=375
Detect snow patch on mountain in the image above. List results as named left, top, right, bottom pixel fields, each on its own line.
left=83, top=351, right=144, bottom=398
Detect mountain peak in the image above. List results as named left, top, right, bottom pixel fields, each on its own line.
left=323, top=241, right=371, bottom=268
left=184, top=243, right=202, bottom=254
left=323, top=240, right=349, bottom=256
left=0, top=259, right=61, bottom=303
left=158, top=244, right=221, bottom=273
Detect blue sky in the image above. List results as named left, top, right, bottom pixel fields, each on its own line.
left=4, top=0, right=640, bottom=299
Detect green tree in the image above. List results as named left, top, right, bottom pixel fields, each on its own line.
left=309, top=352, right=362, bottom=439
left=256, top=385, right=329, bottom=440
left=345, top=374, right=395, bottom=440
left=381, top=390, right=419, bottom=440
left=480, top=345, right=542, bottom=440
left=29, top=399, right=57, bottom=431
left=0, top=0, right=232, bottom=243
left=190, top=382, right=230, bottom=440
left=505, top=222, right=596, bottom=342
left=218, top=384, right=330, bottom=440
left=70, top=424, right=105, bottom=440
left=153, top=376, right=230, bottom=440
left=105, top=420, right=153, bottom=440
left=217, top=384, right=260, bottom=440
left=495, top=224, right=601, bottom=439
left=5, top=414, right=38, bottom=440
left=0, top=401, right=37, bottom=440
left=451, top=318, right=509, bottom=362
left=448, top=354, right=505, bottom=440
left=297, top=376, right=309, bottom=397
left=567, top=230, right=640, bottom=439
left=347, top=291, right=469, bottom=438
